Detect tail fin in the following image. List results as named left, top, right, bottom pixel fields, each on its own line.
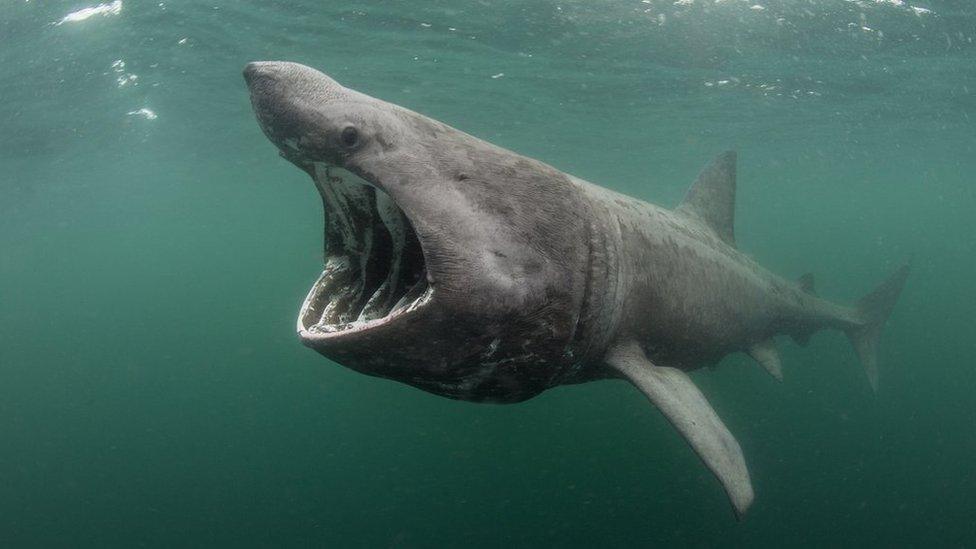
left=846, top=261, right=911, bottom=391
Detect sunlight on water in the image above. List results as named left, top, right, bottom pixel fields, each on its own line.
left=126, top=107, right=157, bottom=120
left=55, top=0, right=122, bottom=26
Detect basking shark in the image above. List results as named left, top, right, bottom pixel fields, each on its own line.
left=244, top=61, right=909, bottom=517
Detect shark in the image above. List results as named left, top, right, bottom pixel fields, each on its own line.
left=243, top=61, right=909, bottom=518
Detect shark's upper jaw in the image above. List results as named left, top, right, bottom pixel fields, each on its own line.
left=297, top=163, right=433, bottom=341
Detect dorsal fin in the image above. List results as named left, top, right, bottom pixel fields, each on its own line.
left=677, top=151, right=737, bottom=246
left=798, top=273, right=817, bottom=295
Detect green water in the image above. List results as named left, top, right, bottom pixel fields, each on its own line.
left=2, top=1, right=974, bottom=546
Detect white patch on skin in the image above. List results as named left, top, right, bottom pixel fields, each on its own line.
left=481, top=354, right=538, bottom=369
left=482, top=338, right=501, bottom=359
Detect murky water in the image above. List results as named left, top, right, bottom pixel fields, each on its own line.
left=2, top=1, right=974, bottom=546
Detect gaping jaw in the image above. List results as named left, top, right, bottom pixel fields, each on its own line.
left=242, top=61, right=436, bottom=343
left=297, top=163, right=433, bottom=341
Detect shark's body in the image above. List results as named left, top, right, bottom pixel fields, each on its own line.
left=244, top=62, right=909, bottom=518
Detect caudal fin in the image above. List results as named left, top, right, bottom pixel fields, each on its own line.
left=846, top=261, right=911, bottom=391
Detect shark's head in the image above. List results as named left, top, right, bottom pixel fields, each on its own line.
left=244, top=62, right=605, bottom=402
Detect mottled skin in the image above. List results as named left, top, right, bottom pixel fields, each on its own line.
left=244, top=62, right=909, bottom=518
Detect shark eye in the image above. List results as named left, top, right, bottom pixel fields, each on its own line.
left=340, top=126, right=359, bottom=149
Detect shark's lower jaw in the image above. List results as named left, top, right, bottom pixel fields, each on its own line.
left=297, top=164, right=432, bottom=339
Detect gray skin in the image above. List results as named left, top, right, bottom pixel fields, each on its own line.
left=244, top=61, right=909, bottom=519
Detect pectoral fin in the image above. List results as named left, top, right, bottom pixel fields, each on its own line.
left=606, top=341, right=754, bottom=519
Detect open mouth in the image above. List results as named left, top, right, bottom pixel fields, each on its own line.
left=298, top=164, right=432, bottom=338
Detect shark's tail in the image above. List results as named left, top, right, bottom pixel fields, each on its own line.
left=846, top=261, right=911, bottom=391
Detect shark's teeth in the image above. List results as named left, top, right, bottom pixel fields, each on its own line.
left=302, top=165, right=429, bottom=334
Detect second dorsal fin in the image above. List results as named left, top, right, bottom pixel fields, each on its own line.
left=677, top=151, right=737, bottom=246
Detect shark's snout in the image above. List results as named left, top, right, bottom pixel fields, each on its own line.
left=243, top=61, right=350, bottom=161
left=243, top=61, right=288, bottom=88
left=243, top=61, right=300, bottom=115
left=243, top=61, right=343, bottom=94
left=242, top=61, right=263, bottom=85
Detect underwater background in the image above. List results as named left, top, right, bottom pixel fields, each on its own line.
left=2, top=0, right=974, bottom=546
